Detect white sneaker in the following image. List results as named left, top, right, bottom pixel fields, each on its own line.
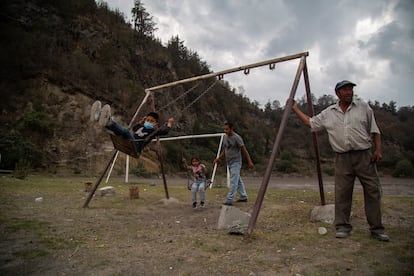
left=98, top=104, right=112, bottom=127
left=90, top=100, right=102, bottom=122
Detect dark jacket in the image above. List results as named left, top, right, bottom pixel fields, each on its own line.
left=132, top=123, right=171, bottom=152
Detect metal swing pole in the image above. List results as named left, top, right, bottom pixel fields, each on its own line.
left=156, top=137, right=169, bottom=199
left=105, top=151, right=119, bottom=183
left=83, top=150, right=118, bottom=208
left=303, top=60, right=325, bottom=205
left=210, top=133, right=225, bottom=188
left=246, top=56, right=306, bottom=236
left=147, top=92, right=170, bottom=200
left=125, top=155, right=129, bottom=183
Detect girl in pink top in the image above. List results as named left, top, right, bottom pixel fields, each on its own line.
left=182, top=157, right=208, bottom=209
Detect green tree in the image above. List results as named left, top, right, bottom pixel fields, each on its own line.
left=0, top=133, right=42, bottom=170
left=275, top=149, right=297, bottom=173
left=392, top=159, right=414, bottom=177
left=166, top=35, right=209, bottom=78
left=317, top=94, right=336, bottom=109
left=131, top=0, right=157, bottom=39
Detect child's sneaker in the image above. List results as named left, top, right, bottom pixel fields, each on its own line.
left=200, top=201, right=205, bottom=208
left=98, top=104, right=112, bottom=127
left=192, top=202, right=197, bottom=209
left=90, top=100, right=102, bottom=122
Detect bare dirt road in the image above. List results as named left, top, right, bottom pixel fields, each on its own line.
left=131, top=175, right=414, bottom=196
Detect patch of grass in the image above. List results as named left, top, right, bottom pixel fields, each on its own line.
left=0, top=175, right=413, bottom=275
left=4, top=218, right=49, bottom=234
left=191, top=239, right=223, bottom=254
left=13, top=248, right=49, bottom=259
left=42, top=236, right=78, bottom=250
left=2, top=217, right=77, bottom=251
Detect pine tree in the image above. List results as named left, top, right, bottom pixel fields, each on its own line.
left=131, top=0, right=157, bottom=39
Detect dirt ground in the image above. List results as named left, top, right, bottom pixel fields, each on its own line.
left=0, top=174, right=413, bottom=275
left=163, top=175, right=414, bottom=196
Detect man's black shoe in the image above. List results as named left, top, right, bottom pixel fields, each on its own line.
left=335, top=231, right=351, bottom=238
left=223, top=202, right=233, bottom=206
left=236, top=198, right=248, bottom=202
left=371, top=233, right=390, bottom=242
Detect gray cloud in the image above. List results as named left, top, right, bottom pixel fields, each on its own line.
left=105, top=0, right=414, bottom=107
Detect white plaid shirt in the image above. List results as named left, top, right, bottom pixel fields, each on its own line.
left=310, top=99, right=380, bottom=153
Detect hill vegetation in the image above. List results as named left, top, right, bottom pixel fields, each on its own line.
left=1, top=0, right=413, bottom=178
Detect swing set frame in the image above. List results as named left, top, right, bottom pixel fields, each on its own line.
left=83, top=51, right=325, bottom=238
left=105, top=133, right=225, bottom=186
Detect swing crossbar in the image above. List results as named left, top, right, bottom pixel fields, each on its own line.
left=145, top=52, right=309, bottom=92
left=153, top=133, right=224, bottom=142
left=110, top=133, right=225, bottom=159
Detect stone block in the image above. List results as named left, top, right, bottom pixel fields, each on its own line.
left=310, top=204, right=335, bottom=224
left=99, top=186, right=115, bottom=196
left=217, top=205, right=251, bottom=231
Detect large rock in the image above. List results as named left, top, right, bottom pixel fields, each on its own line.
left=99, top=186, right=115, bottom=196
left=217, top=205, right=251, bottom=233
left=310, top=204, right=335, bottom=224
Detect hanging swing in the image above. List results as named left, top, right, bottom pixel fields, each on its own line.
left=109, top=134, right=140, bottom=158
left=185, top=167, right=213, bottom=190
left=109, top=79, right=219, bottom=159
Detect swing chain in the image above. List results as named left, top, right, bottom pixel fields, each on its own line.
left=180, top=79, right=219, bottom=113
left=157, top=81, right=201, bottom=112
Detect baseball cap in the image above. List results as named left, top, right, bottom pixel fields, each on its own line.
left=335, top=80, right=356, bottom=92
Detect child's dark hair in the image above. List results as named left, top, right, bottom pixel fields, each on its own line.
left=224, top=121, right=233, bottom=128
left=146, top=112, right=159, bottom=122
left=191, top=157, right=200, bottom=162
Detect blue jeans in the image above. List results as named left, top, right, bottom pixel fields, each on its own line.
left=226, top=162, right=248, bottom=203
left=191, top=181, right=206, bottom=203
left=106, top=121, right=133, bottom=140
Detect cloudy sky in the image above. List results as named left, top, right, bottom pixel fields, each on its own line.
left=104, top=0, right=414, bottom=108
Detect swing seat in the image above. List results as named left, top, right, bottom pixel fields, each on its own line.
left=187, top=179, right=212, bottom=191
left=110, top=134, right=140, bottom=159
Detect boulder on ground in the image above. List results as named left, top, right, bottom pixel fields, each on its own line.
left=217, top=205, right=251, bottom=234
left=99, top=186, right=115, bottom=196
left=310, top=204, right=335, bottom=224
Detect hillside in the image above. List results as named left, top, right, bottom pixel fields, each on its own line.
left=0, top=0, right=269, bottom=175
left=1, top=0, right=413, bottom=177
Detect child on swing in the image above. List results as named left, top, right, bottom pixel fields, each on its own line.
left=182, top=157, right=208, bottom=209
left=90, top=100, right=174, bottom=155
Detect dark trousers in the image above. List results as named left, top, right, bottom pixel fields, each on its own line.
left=334, top=149, right=384, bottom=234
